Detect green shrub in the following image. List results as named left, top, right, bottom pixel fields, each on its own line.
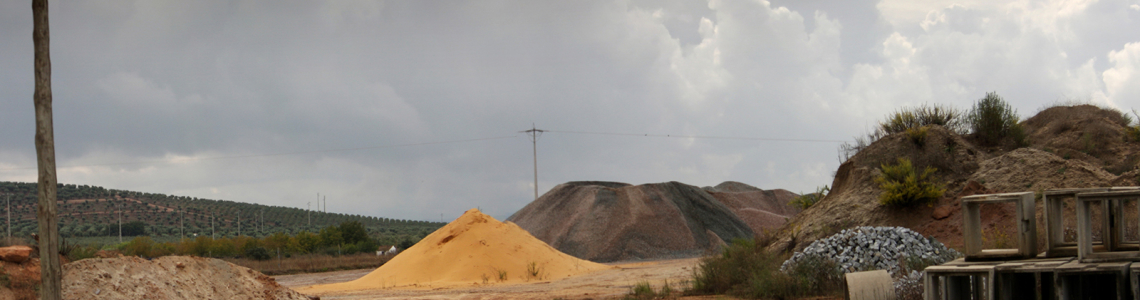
left=967, top=92, right=1024, bottom=146
left=906, top=126, right=929, bottom=147
left=67, top=244, right=100, bottom=262
left=526, top=261, right=546, bottom=281
left=1126, top=109, right=1140, bottom=142
left=789, top=186, right=829, bottom=210
left=245, top=246, right=271, bottom=261
left=689, top=239, right=841, bottom=298
left=879, top=104, right=963, bottom=134
left=121, top=236, right=155, bottom=257
left=342, top=243, right=360, bottom=255
left=626, top=281, right=656, bottom=300
left=843, top=104, right=961, bottom=162
left=876, top=158, right=945, bottom=206
left=659, top=280, right=674, bottom=297
left=1126, top=126, right=1140, bottom=142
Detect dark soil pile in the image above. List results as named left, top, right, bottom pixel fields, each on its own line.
left=507, top=181, right=756, bottom=262
left=767, top=104, right=1140, bottom=254
left=703, top=181, right=801, bottom=233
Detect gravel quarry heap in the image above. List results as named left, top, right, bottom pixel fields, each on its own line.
left=508, top=181, right=787, bottom=262
left=702, top=181, right=801, bottom=232
left=301, top=208, right=609, bottom=292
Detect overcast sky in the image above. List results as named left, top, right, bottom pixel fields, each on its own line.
left=2, top=0, right=1139, bottom=221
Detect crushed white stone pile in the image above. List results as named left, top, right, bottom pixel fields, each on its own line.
left=780, top=226, right=960, bottom=276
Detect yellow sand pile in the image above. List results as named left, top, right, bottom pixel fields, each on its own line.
left=301, top=208, right=610, bottom=291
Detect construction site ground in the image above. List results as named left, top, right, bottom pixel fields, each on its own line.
left=276, top=257, right=706, bottom=299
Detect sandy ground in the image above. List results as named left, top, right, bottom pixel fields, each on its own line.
left=276, top=257, right=702, bottom=300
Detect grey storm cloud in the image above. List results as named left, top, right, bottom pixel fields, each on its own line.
left=1, top=0, right=1139, bottom=221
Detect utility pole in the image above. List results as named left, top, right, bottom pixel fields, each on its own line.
left=31, top=0, right=62, bottom=298
left=520, top=124, right=546, bottom=200
left=323, top=196, right=326, bottom=213
left=117, top=204, right=122, bottom=243
left=6, top=193, right=10, bottom=245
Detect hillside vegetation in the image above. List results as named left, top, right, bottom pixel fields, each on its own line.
left=0, top=181, right=443, bottom=245
left=768, top=98, right=1140, bottom=254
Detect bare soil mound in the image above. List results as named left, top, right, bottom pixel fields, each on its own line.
left=1022, top=104, right=1140, bottom=173
left=507, top=181, right=756, bottom=262
left=301, top=209, right=608, bottom=293
left=969, top=147, right=1119, bottom=192
left=62, top=255, right=310, bottom=300
left=768, top=105, right=1140, bottom=253
left=703, top=182, right=800, bottom=233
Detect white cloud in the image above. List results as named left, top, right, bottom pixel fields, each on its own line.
left=1103, top=42, right=1140, bottom=107
left=2, top=0, right=1139, bottom=221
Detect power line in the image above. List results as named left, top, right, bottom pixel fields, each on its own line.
left=0, top=130, right=848, bottom=173
left=544, top=129, right=847, bottom=143
left=520, top=124, right=546, bottom=201
left=0, top=135, right=518, bottom=171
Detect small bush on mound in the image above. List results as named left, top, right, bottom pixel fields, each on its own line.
left=789, top=186, right=829, bottom=210
left=879, top=104, right=963, bottom=134
left=967, top=92, right=1026, bottom=146
left=1126, top=109, right=1140, bottom=143
left=689, top=239, right=842, bottom=299
left=67, top=244, right=101, bottom=261
left=841, top=104, right=961, bottom=162
left=876, top=158, right=945, bottom=207
left=906, top=126, right=929, bottom=147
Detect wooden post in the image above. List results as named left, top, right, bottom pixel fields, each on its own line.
left=31, top=0, right=63, bottom=298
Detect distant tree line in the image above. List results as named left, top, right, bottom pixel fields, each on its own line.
left=0, top=182, right=443, bottom=244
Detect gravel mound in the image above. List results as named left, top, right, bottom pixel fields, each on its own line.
left=508, top=181, right=755, bottom=262
left=703, top=182, right=800, bottom=232
left=702, top=181, right=763, bottom=193
left=63, top=256, right=311, bottom=300
left=780, top=226, right=959, bottom=276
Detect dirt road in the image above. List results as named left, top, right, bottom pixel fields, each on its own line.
left=274, top=258, right=701, bottom=300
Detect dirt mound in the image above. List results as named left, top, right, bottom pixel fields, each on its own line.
left=1022, top=105, right=1139, bottom=173
left=767, top=125, right=986, bottom=253
left=301, top=209, right=608, bottom=292
left=507, top=181, right=755, bottom=262
left=969, top=147, right=1119, bottom=192
left=703, top=182, right=800, bottom=233
left=768, top=105, right=1140, bottom=254
left=0, top=257, right=44, bottom=300
left=62, top=255, right=310, bottom=300
left=703, top=181, right=763, bottom=192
